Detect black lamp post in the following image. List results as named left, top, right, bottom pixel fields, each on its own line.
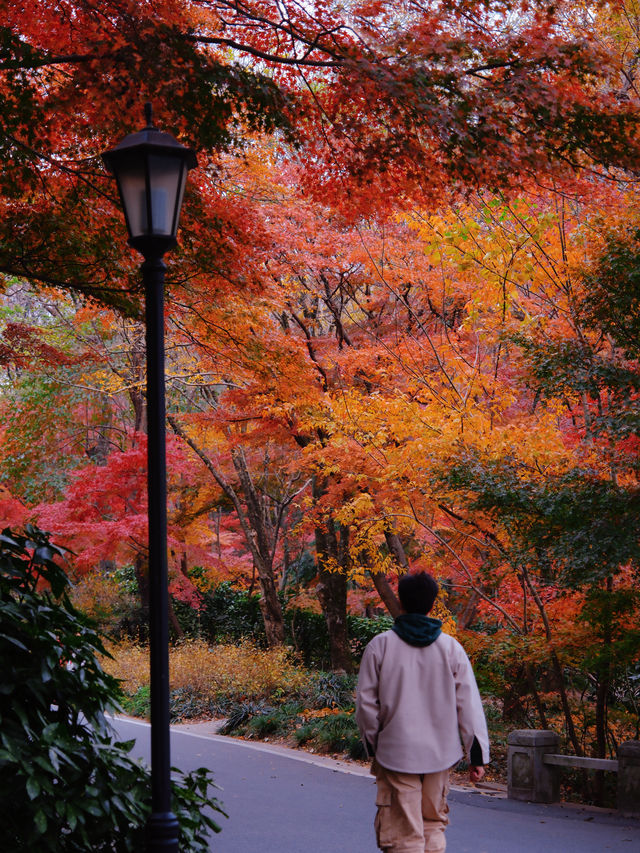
left=102, top=104, right=197, bottom=853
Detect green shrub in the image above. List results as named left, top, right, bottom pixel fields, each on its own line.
left=315, top=712, right=365, bottom=757
left=174, top=581, right=393, bottom=668
left=305, top=671, right=357, bottom=709
left=293, top=712, right=366, bottom=759
left=287, top=608, right=391, bottom=667
left=174, top=581, right=267, bottom=644
left=294, top=723, right=315, bottom=745
left=218, top=679, right=365, bottom=757
left=219, top=700, right=273, bottom=735
left=120, top=684, right=151, bottom=718
left=0, top=525, right=226, bottom=852
left=248, top=711, right=284, bottom=738
left=286, top=606, right=332, bottom=667
left=348, top=614, right=393, bottom=659
left=170, top=686, right=221, bottom=723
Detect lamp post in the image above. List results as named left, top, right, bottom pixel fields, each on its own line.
left=102, top=104, right=197, bottom=853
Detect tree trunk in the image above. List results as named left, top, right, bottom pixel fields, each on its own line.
left=131, top=552, right=150, bottom=642
left=523, top=565, right=583, bottom=756
left=384, top=530, right=409, bottom=570
left=134, top=551, right=149, bottom=612
left=315, top=526, right=353, bottom=672
left=363, top=529, right=405, bottom=617
left=458, top=589, right=480, bottom=629
left=369, top=570, right=402, bottom=618
left=230, top=447, right=285, bottom=645
left=255, top=556, right=286, bottom=646
left=313, top=476, right=353, bottom=672
left=168, top=597, right=184, bottom=639
left=593, top=575, right=613, bottom=805
left=526, top=664, right=549, bottom=730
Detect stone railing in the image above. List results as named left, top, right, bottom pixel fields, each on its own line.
left=507, top=730, right=640, bottom=818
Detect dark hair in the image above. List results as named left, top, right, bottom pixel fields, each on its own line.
left=398, top=572, right=439, bottom=614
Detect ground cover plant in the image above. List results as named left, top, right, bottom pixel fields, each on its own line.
left=105, top=638, right=309, bottom=718
left=0, top=526, right=225, bottom=851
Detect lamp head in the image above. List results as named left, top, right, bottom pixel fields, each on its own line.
left=101, top=104, right=197, bottom=259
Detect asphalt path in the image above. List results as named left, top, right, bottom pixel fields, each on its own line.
left=113, top=718, right=640, bottom=853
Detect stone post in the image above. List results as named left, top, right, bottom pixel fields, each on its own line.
left=618, top=741, right=640, bottom=818
left=507, top=729, right=560, bottom=803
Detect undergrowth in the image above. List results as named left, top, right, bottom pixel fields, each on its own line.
left=107, top=638, right=366, bottom=757
left=108, top=639, right=514, bottom=772
left=104, top=638, right=308, bottom=711
left=108, top=638, right=506, bottom=767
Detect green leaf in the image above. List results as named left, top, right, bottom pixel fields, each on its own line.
left=32, top=755, right=55, bottom=774
left=42, top=723, right=60, bottom=741
left=66, top=808, right=77, bottom=832
left=26, top=776, right=40, bottom=800
left=48, top=747, right=60, bottom=773
left=34, top=809, right=47, bottom=835
left=33, top=545, right=55, bottom=563
left=82, top=801, right=104, bottom=818
left=14, top=703, right=30, bottom=734
left=0, top=633, right=28, bottom=651
left=40, top=658, right=53, bottom=683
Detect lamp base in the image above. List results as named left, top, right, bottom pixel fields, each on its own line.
left=146, top=810, right=180, bottom=852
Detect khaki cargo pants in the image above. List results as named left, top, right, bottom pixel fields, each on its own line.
left=372, top=759, right=450, bottom=853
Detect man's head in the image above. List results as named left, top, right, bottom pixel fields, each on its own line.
left=398, top=572, right=439, bottom=615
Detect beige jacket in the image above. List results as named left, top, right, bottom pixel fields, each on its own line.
left=355, top=629, right=490, bottom=774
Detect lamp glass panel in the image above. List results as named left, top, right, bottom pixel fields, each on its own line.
left=173, top=162, right=188, bottom=236
left=116, top=154, right=148, bottom=240
left=146, top=154, right=185, bottom=237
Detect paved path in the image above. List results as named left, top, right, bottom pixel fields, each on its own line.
left=113, top=718, right=640, bottom=852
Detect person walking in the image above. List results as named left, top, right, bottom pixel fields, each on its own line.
left=356, top=571, right=490, bottom=853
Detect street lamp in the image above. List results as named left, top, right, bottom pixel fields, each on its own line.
left=102, top=104, right=197, bottom=853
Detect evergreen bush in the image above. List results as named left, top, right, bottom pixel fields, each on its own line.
left=0, top=526, right=226, bottom=851
left=174, top=580, right=266, bottom=644
left=176, top=581, right=392, bottom=667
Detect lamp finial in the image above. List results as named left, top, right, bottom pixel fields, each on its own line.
left=144, top=102, right=154, bottom=128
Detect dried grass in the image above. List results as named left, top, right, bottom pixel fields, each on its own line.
left=103, top=639, right=309, bottom=703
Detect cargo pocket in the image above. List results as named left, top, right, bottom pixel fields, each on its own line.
left=374, top=781, right=393, bottom=849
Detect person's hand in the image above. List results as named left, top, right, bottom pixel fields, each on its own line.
left=469, top=766, right=485, bottom=784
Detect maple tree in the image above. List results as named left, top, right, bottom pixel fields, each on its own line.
left=168, top=414, right=307, bottom=647
left=0, top=290, right=102, bottom=507
left=192, top=158, right=640, bottom=741
left=0, top=289, right=218, bottom=635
